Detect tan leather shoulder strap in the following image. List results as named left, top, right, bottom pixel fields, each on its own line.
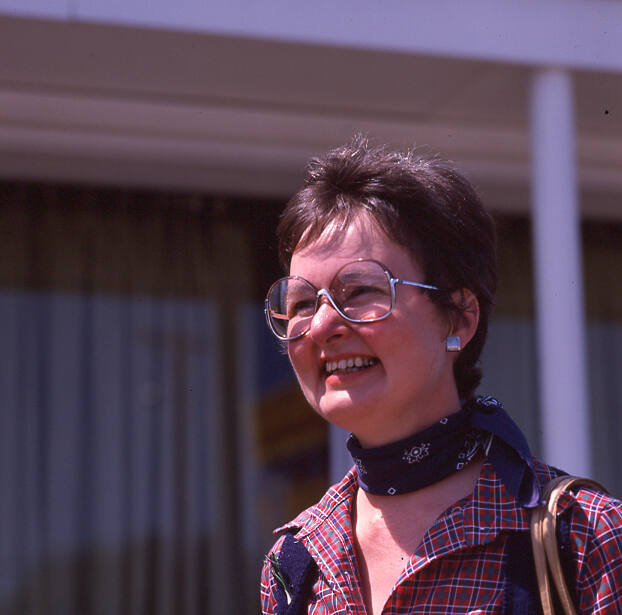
left=530, top=476, right=608, bottom=615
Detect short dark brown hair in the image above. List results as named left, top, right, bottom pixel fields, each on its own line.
left=277, top=135, right=497, bottom=400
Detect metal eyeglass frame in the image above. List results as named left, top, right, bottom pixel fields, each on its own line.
left=264, top=258, right=442, bottom=341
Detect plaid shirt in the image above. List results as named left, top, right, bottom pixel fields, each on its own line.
left=260, top=459, right=622, bottom=614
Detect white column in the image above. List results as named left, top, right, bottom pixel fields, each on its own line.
left=530, top=68, right=591, bottom=476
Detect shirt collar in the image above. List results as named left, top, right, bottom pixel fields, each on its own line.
left=274, top=466, right=358, bottom=538
left=462, top=461, right=530, bottom=545
left=274, top=461, right=532, bottom=544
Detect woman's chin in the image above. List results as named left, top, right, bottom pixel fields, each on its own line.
left=315, top=391, right=376, bottom=431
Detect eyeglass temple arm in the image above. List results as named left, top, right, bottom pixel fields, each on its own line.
left=395, top=279, right=441, bottom=292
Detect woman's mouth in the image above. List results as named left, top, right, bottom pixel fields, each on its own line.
left=324, top=357, right=379, bottom=375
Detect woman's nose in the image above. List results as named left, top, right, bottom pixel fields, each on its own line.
left=308, top=296, right=348, bottom=344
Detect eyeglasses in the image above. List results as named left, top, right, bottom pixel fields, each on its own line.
left=264, top=258, right=442, bottom=341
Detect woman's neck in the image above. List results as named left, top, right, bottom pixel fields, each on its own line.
left=355, top=454, right=483, bottom=535
left=353, top=390, right=462, bottom=449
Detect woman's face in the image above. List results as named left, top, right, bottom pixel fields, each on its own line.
left=287, top=215, right=468, bottom=447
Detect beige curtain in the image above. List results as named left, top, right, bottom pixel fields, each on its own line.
left=0, top=184, right=240, bottom=614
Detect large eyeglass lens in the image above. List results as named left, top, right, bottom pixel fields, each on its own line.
left=266, top=260, right=393, bottom=339
left=332, top=260, right=392, bottom=321
left=267, top=276, right=319, bottom=339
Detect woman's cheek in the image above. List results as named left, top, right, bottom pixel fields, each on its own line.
left=289, top=345, right=316, bottom=397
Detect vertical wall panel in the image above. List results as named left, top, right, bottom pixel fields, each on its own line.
left=588, top=323, right=622, bottom=497
left=479, top=318, right=540, bottom=453
left=0, top=292, right=218, bottom=614
left=127, top=296, right=155, bottom=615
left=0, top=185, right=224, bottom=614
left=47, top=294, right=86, bottom=613
left=0, top=294, right=21, bottom=609
left=90, top=295, right=126, bottom=615
left=20, top=294, right=48, bottom=615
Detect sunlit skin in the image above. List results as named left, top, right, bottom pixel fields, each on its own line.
left=287, top=214, right=479, bottom=448
left=286, top=213, right=482, bottom=614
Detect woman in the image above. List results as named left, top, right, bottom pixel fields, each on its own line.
left=260, top=137, right=622, bottom=614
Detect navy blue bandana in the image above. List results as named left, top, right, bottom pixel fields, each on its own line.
left=347, top=395, right=540, bottom=507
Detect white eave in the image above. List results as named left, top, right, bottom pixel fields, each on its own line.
left=0, top=1, right=620, bottom=217
left=2, top=0, right=622, bottom=72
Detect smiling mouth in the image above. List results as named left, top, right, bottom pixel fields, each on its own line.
left=324, top=357, right=379, bottom=375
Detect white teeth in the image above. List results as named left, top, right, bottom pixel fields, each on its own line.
left=325, top=357, right=377, bottom=374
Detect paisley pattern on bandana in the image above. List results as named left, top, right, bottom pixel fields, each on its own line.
left=402, top=443, right=430, bottom=464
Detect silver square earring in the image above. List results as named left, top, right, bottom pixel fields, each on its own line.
left=446, top=335, right=462, bottom=352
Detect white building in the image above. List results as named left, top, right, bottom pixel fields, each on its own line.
left=1, top=2, right=621, bottom=613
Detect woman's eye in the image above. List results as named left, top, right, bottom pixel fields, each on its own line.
left=345, top=284, right=384, bottom=301
left=287, top=298, right=315, bottom=318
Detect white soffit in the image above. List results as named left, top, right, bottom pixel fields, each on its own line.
left=1, top=0, right=621, bottom=72
left=0, top=15, right=620, bottom=217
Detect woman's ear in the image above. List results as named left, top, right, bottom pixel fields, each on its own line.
left=449, top=289, right=480, bottom=349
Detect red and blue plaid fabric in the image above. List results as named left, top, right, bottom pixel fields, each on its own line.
left=260, top=459, right=622, bottom=614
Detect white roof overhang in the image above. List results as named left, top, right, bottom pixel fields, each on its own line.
left=0, top=3, right=620, bottom=217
